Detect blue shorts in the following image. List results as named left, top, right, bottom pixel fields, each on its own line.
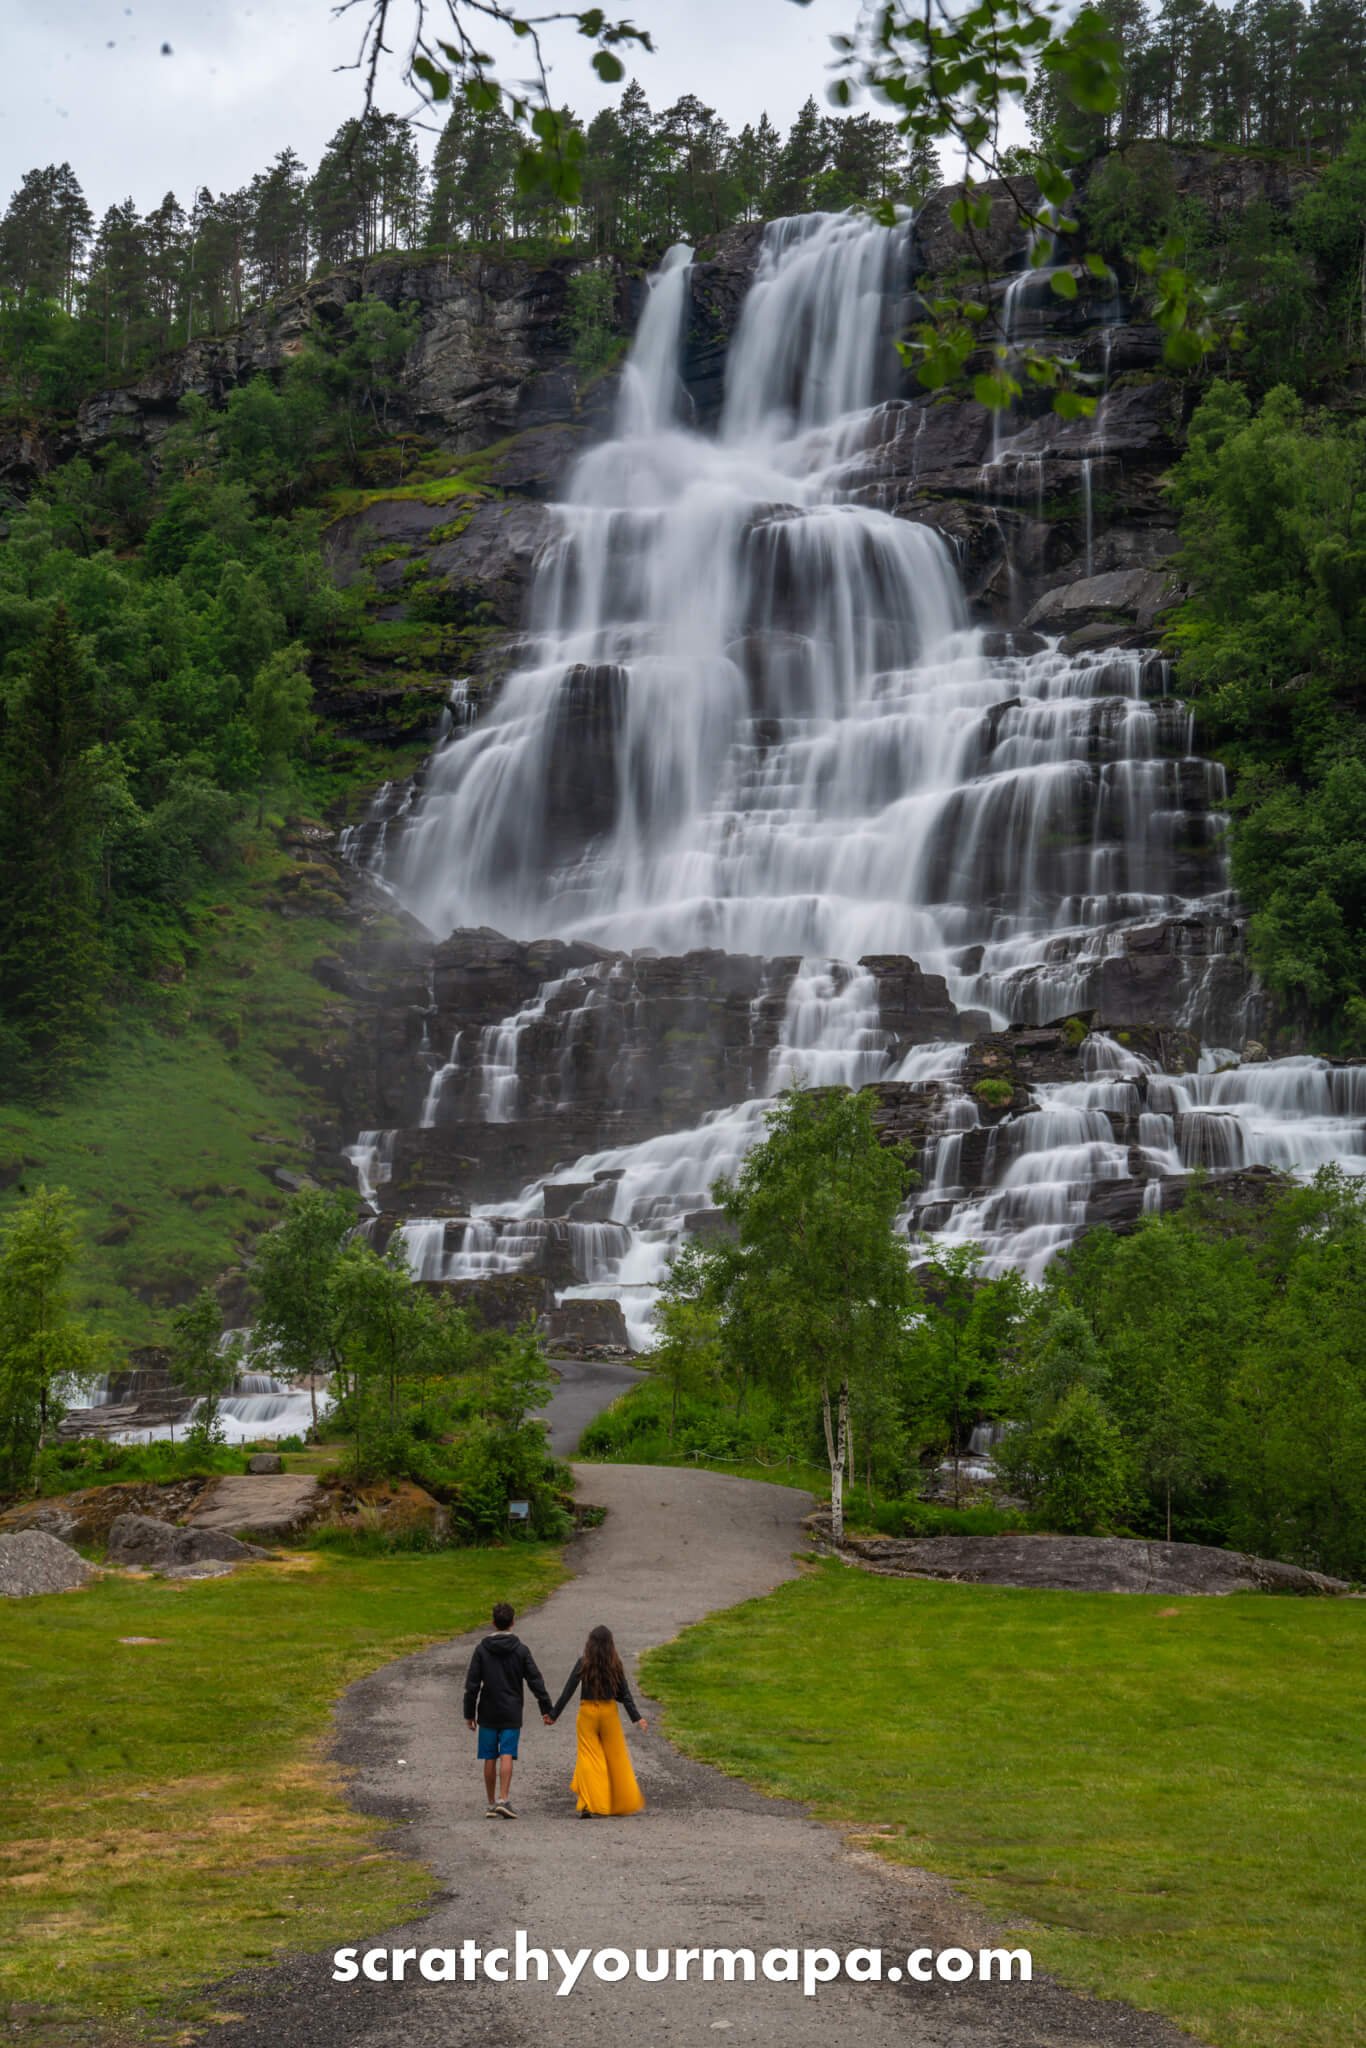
left=477, top=1726, right=520, bottom=1760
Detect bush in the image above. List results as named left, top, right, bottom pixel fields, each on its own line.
left=866, top=1498, right=1028, bottom=1537
left=973, top=1077, right=1014, bottom=1108
left=580, top=1378, right=811, bottom=1470
left=35, top=1436, right=246, bottom=1494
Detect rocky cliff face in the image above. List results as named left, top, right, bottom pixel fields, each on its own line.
left=75, top=250, right=591, bottom=456
left=64, top=152, right=1338, bottom=1345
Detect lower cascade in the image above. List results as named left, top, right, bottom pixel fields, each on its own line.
left=342, top=210, right=1366, bottom=1344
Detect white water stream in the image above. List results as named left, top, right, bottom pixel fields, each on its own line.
left=343, top=211, right=1364, bottom=1336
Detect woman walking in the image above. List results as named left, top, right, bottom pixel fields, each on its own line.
left=551, top=1624, right=647, bottom=1818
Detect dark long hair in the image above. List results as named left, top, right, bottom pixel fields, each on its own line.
left=581, top=1624, right=625, bottom=1701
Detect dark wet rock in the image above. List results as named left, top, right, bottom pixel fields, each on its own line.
left=443, top=1273, right=547, bottom=1330
left=106, top=1513, right=269, bottom=1569
left=1093, top=915, right=1251, bottom=1040
left=541, top=1297, right=631, bottom=1357
left=913, top=176, right=1044, bottom=277
left=1024, top=566, right=1180, bottom=639
left=840, top=1530, right=1350, bottom=1596
left=683, top=221, right=767, bottom=420
left=860, top=954, right=961, bottom=1049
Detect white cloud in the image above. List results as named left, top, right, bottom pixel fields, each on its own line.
left=0, top=0, right=866, bottom=218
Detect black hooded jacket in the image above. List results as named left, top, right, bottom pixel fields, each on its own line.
left=462, top=1632, right=553, bottom=1728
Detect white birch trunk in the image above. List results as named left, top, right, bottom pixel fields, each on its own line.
left=822, top=1377, right=850, bottom=1546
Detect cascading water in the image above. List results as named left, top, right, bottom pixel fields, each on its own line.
left=351, top=210, right=1365, bottom=1336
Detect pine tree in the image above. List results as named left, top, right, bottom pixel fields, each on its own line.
left=770, top=98, right=828, bottom=218
left=0, top=608, right=111, bottom=1088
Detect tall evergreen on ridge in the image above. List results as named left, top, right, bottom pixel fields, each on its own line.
left=0, top=608, right=111, bottom=1089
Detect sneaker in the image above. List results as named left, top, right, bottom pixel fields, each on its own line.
left=495, top=1801, right=518, bottom=1819
left=485, top=1805, right=498, bottom=1818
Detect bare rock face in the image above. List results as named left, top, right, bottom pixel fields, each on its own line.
left=345, top=930, right=962, bottom=1198
left=184, top=1474, right=325, bottom=1544
left=1024, top=567, right=1180, bottom=641
left=912, top=176, right=1045, bottom=276
left=442, top=1273, right=548, bottom=1330
left=541, top=1297, right=632, bottom=1358
left=841, top=1531, right=1351, bottom=1597
left=0, top=1529, right=98, bottom=1598
left=106, top=1513, right=270, bottom=1570
left=75, top=252, right=591, bottom=458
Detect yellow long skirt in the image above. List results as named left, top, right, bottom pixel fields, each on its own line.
left=571, top=1699, right=645, bottom=1817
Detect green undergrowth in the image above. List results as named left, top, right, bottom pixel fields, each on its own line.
left=0, top=1544, right=564, bottom=2036
left=575, top=1378, right=1024, bottom=1533
left=0, top=824, right=405, bottom=1347
left=34, top=1438, right=250, bottom=1495
left=645, top=1562, right=1365, bottom=2048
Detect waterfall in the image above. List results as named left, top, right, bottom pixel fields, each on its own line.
left=344, top=212, right=1365, bottom=1339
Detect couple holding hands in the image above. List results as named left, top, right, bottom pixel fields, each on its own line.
left=463, top=1602, right=646, bottom=1821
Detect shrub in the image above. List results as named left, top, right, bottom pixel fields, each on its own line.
left=866, top=1499, right=1028, bottom=1538
left=35, top=1437, right=246, bottom=1494
left=973, top=1077, right=1015, bottom=1108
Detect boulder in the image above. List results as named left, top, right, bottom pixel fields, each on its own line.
left=106, top=1513, right=269, bottom=1569
left=842, top=1531, right=1351, bottom=1596
left=1024, top=567, right=1179, bottom=639
left=184, top=1473, right=326, bottom=1544
left=247, top=1452, right=284, bottom=1475
left=0, top=1529, right=98, bottom=1598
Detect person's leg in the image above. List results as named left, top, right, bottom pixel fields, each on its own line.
left=495, top=1728, right=521, bottom=1815
left=572, top=1702, right=610, bottom=1816
left=478, top=1726, right=498, bottom=1811
left=599, top=1704, right=645, bottom=1816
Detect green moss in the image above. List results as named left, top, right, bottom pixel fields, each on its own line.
left=973, top=1076, right=1015, bottom=1107
left=1062, top=1015, right=1089, bottom=1048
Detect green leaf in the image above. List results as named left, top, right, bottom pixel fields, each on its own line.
left=1052, top=389, right=1097, bottom=420
left=592, top=49, right=625, bottom=81
left=463, top=77, right=501, bottom=116
left=1084, top=251, right=1110, bottom=278
left=1050, top=269, right=1078, bottom=300
left=1163, top=327, right=1208, bottom=370
left=412, top=56, right=451, bottom=101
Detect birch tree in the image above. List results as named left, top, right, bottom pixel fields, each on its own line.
left=712, top=1088, right=918, bottom=1544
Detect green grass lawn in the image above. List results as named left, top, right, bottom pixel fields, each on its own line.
left=0, top=1544, right=564, bottom=2038
left=643, top=1562, right=1364, bottom=2048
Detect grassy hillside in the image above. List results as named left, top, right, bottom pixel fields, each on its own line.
left=0, top=812, right=411, bottom=1347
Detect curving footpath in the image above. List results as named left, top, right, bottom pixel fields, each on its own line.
left=214, top=1371, right=1197, bottom=2048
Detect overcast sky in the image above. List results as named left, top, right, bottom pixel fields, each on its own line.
left=2, top=0, right=872, bottom=220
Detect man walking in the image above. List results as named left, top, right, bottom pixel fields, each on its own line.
left=463, top=1601, right=554, bottom=1819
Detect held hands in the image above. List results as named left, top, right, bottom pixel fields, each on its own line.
left=542, top=1713, right=554, bottom=1725
left=466, top=1718, right=476, bottom=1731
left=637, top=1718, right=649, bottom=1732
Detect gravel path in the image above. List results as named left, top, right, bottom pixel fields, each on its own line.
left=211, top=1377, right=1198, bottom=2048
left=536, top=1356, right=642, bottom=1457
